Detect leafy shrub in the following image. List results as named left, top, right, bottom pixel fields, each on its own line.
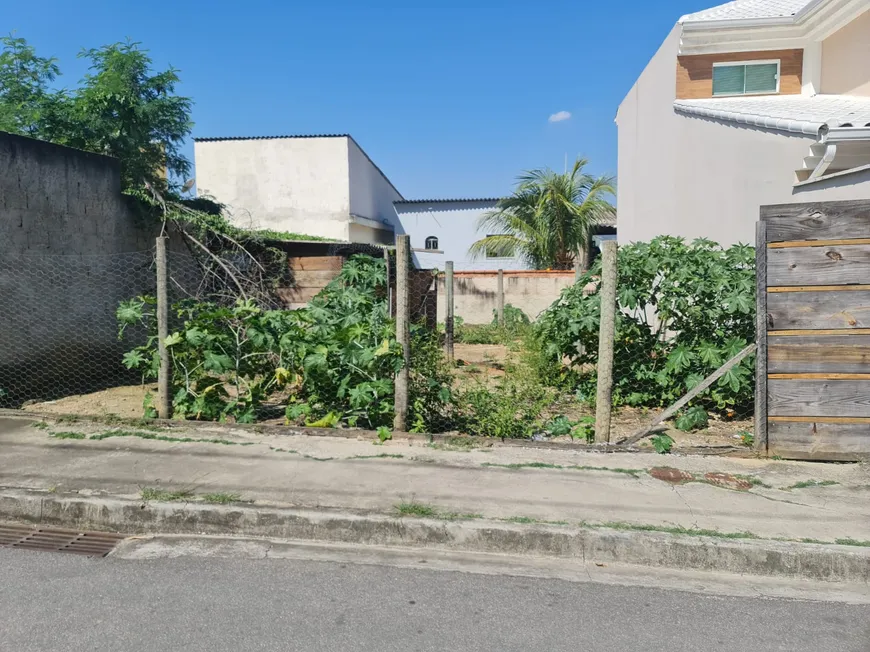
left=454, top=305, right=531, bottom=346
left=454, top=370, right=555, bottom=439
left=675, top=406, right=709, bottom=432
left=535, top=237, right=755, bottom=415
left=651, top=434, right=675, bottom=454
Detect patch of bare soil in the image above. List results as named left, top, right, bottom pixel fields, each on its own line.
left=27, top=384, right=154, bottom=419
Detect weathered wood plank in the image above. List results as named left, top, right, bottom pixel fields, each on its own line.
left=762, top=200, right=870, bottom=242
left=770, top=373, right=870, bottom=379
left=768, top=379, right=870, bottom=417
left=767, top=290, right=870, bottom=330
left=767, top=239, right=870, bottom=288
left=768, top=421, right=870, bottom=461
left=768, top=238, right=870, bottom=249
left=770, top=328, right=870, bottom=336
left=770, top=416, right=870, bottom=423
left=755, top=220, right=768, bottom=454
left=769, top=335, right=870, bottom=373
left=769, top=285, right=870, bottom=292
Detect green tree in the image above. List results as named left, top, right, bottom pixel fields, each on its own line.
left=0, top=35, right=61, bottom=137
left=0, top=36, right=192, bottom=192
left=469, top=158, right=615, bottom=270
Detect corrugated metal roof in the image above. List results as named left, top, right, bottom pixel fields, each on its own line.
left=680, top=0, right=817, bottom=24
left=674, top=95, right=870, bottom=136
left=194, top=134, right=350, bottom=142
left=394, top=198, right=502, bottom=205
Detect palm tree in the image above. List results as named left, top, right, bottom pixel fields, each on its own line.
left=469, top=158, right=615, bottom=270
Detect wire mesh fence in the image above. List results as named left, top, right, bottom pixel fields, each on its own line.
left=1, top=234, right=756, bottom=450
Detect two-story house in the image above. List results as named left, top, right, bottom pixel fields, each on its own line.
left=617, top=0, right=870, bottom=246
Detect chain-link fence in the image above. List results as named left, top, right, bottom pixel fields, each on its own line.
left=405, top=236, right=757, bottom=450
left=2, top=233, right=756, bottom=451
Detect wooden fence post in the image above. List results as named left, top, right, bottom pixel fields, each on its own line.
left=393, top=235, right=410, bottom=432
left=155, top=236, right=172, bottom=419
left=497, top=268, right=504, bottom=326
left=445, top=261, right=454, bottom=362
left=755, top=220, right=768, bottom=454
left=594, top=241, right=618, bottom=443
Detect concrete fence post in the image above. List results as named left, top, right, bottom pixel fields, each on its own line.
left=384, top=246, right=392, bottom=319
left=445, top=261, right=455, bottom=362
left=497, top=268, right=504, bottom=326
left=393, top=235, right=410, bottom=432
left=594, top=241, right=618, bottom=443
left=155, top=236, right=172, bottom=419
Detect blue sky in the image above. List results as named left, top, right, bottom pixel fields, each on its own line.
left=5, top=0, right=715, bottom=199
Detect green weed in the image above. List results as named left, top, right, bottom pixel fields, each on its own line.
left=140, top=487, right=194, bottom=502
left=784, top=479, right=839, bottom=491
left=834, top=538, right=870, bottom=547
left=201, top=492, right=242, bottom=504
left=350, top=453, right=404, bottom=460
left=395, top=502, right=438, bottom=517
left=50, top=431, right=86, bottom=440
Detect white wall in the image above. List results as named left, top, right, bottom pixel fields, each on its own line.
left=348, top=138, right=403, bottom=234
left=616, top=24, right=870, bottom=247
left=821, top=7, right=870, bottom=97
left=393, top=201, right=530, bottom=271
left=194, top=137, right=352, bottom=241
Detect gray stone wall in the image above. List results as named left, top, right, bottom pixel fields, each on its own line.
left=0, top=132, right=162, bottom=405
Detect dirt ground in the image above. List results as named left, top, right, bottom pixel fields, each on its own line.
left=24, top=342, right=752, bottom=450
left=28, top=384, right=154, bottom=420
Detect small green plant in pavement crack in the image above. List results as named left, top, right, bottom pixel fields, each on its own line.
left=140, top=487, right=194, bottom=502
left=50, top=431, right=87, bottom=440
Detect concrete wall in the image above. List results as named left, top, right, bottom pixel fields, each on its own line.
left=348, top=138, right=402, bottom=234
left=194, top=136, right=352, bottom=241
left=393, top=201, right=530, bottom=272
left=437, top=271, right=573, bottom=325
left=616, top=24, right=870, bottom=247
left=821, top=8, right=870, bottom=96
left=0, top=131, right=162, bottom=405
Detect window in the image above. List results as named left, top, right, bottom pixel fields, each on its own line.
left=713, top=60, right=779, bottom=96
left=485, top=235, right=515, bottom=259
left=424, top=236, right=439, bottom=251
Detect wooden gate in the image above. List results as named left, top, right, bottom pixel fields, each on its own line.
left=757, top=199, right=870, bottom=461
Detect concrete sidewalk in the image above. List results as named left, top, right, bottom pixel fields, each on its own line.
left=1, top=414, right=868, bottom=544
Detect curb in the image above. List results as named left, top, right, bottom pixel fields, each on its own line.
left=0, top=409, right=744, bottom=456
left=1, top=488, right=867, bottom=583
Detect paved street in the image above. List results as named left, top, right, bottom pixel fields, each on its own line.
left=1, top=546, right=867, bottom=651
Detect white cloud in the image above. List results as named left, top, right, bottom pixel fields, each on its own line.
left=548, top=110, right=572, bottom=123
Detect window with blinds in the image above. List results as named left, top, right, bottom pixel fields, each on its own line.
left=712, top=61, right=779, bottom=96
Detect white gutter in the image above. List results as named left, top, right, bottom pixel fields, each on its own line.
left=825, top=127, right=870, bottom=142
left=673, top=101, right=824, bottom=136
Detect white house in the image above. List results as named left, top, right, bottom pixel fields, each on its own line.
left=194, top=134, right=402, bottom=245
left=617, top=0, right=870, bottom=246
left=393, top=198, right=526, bottom=271
left=193, top=134, right=538, bottom=270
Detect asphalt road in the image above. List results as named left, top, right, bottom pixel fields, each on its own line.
left=1, top=547, right=868, bottom=652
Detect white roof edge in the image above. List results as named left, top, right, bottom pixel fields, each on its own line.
left=673, top=101, right=824, bottom=136
left=679, top=0, right=830, bottom=30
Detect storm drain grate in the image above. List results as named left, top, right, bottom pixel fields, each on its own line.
left=0, top=524, right=126, bottom=557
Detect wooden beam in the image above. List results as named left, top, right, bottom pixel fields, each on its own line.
left=768, top=285, right=870, bottom=292
left=769, top=415, right=870, bottom=423
left=769, top=373, right=870, bottom=380
left=755, top=219, right=768, bottom=455
left=768, top=238, right=870, bottom=248
left=617, top=343, right=757, bottom=446
left=769, top=328, right=870, bottom=336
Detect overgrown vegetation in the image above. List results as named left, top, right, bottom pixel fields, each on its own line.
left=119, top=255, right=451, bottom=430
left=536, top=237, right=755, bottom=419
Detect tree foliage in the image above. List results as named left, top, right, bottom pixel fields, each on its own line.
left=469, top=158, right=615, bottom=269
left=535, top=237, right=755, bottom=414
left=0, top=35, right=192, bottom=192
